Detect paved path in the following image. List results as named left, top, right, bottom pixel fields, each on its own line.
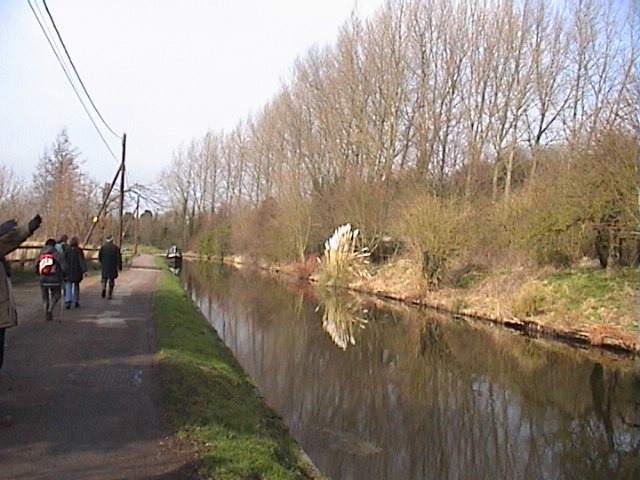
left=0, top=254, right=196, bottom=480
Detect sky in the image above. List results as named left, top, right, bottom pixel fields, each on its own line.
left=0, top=0, right=387, bottom=188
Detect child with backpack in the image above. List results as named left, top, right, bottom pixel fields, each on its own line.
left=35, top=239, right=67, bottom=321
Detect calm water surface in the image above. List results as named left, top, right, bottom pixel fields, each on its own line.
left=181, top=261, right=639, bottom=480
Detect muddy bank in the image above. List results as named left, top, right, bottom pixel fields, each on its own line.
left=369, top=289, right=639, bottom=355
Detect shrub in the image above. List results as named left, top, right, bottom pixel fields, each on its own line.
left=194, top=222, right=231, bottom=259
left=451, top=298, right=469, bottom=314
left=511, top=281, right=546, bottom=318
left=392, top=192, right=474, bottom=288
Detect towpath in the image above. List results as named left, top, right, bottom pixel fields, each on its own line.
left=0, top=254, right=196, bottom=480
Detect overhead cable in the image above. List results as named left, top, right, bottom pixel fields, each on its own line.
left=42, top=0, right=122, bottom=139
left=28, top=0, right=119, bottom=161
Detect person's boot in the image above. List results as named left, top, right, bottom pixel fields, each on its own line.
left=43, top=303, right=49, bottom=321
left=101, top=287, right=106, bottom=298
left=65, top=302, right=71, bottom=309
left=75, top=301, right=80, bottom=308
left=107, top=286, right=113, bottom=300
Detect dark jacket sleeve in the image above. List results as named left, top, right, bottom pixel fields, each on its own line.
left=0, top=225, right=32, bottom=257
left=55, top=250, right=67, bottom=276
left=80, top=249, right=88, bottom=273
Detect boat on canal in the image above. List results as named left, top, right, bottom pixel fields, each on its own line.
left=166, top=245, right=182, bottom=269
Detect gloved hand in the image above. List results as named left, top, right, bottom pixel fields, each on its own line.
left=28, top=214, right=42, bottom=233
left=0, top=219, right=17, bottom=237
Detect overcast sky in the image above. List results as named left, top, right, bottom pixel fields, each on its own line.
left=1, top=0, right=386, bottom=187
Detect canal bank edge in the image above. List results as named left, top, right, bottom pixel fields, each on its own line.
left=152, top=259, right=325, bottom=480
left=350, top=266, right=640, bottom=355
left=204, top=254, right=639, bottom=356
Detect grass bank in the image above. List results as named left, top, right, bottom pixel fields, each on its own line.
left=152, top=262, right=321, bottom=480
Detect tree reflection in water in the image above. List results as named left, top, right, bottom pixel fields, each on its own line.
left=183, top=261, right=640, bottom=480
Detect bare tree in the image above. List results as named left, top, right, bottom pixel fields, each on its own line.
left=0, top=166, right=27, bottom=220
left=202, top=130, right=223, bottom=214
left=155, top=0, right=639, bottom=268
left=524, top=0, right=572, bottom=175
left=32, top=130, right=98, bottom=238
left=459, top=0, right=495, bottom=198
left=561, top=0, right=633, bottom=142
left=361, top=0, right=411, bottom=182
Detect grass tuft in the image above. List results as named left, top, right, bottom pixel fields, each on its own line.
left=511, top=281, right=547, bottom=318
left=318, top=224, right=369, bottom=285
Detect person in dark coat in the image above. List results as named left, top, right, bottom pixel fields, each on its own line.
left=63, top=236, right=87, bottom=309
left=0, top=214, right=41, bottom=428
left=0, top=215, right=42, bottom=365
left=35, top=238, right=66, bottom=322
left=98, top=234, right=122, bottom=300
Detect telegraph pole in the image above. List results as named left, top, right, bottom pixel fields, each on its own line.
left=118, top=133, right=126, bottom=247
left=83, top=165, right=122, bottom=246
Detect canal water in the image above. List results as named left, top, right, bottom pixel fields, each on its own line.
left=181, top=261, right=639, bottom=480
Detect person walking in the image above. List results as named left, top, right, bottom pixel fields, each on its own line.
left=63, top=236, right=87, bottom=309
left=54, top=234, right=68, bottom=254
left=55, top=234, right=68, bottom=300
left=0, top=214, right=42, bottom=427
left=98, top=234, right=122, bottom=300
left=35, top=238, right=66, bottom=322
left=0, top=255, right=14, bottom=371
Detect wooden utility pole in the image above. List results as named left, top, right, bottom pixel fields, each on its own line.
left=83, top=164, right=122, bottom=246
left=118, top=133, right=127, bottom=247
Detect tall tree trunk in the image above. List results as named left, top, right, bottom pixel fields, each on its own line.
left=504, top=149, right=514, bottom=199
left=492, top=157, right=501, bottom=202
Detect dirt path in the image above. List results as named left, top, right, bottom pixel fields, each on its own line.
left=0, top=254, right=196, bottom=480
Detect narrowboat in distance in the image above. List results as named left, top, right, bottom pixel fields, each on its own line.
left=166, top=245, right=182, bottom=269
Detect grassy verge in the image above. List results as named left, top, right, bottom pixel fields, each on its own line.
left=152, top=262, right=321, bottom=480
left=539, top=267, right=638, bottom=330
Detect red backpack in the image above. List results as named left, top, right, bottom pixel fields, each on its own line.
left=37, top=252, right=57, bottom=276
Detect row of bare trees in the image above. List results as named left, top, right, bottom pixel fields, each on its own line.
left=1, top=130, right=102, bottom=244
left=2, top=129, right=172, bottom=250
left=158, top=0, right=638, bottom=278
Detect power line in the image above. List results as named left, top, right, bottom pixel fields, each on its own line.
left=42, top=0, right=121, bottom=139
left=28, top=0, right=120, bottom=161
left=29, top=0, right=118, bottom=161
